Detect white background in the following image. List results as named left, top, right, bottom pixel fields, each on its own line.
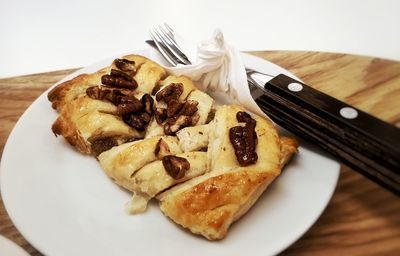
left=1, top=0, right=399, bottom=78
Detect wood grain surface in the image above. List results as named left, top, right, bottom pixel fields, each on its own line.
left=0, top=51, right=399, bottom=255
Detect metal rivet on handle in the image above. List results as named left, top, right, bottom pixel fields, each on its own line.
left=288, top=82, right=303, bottom=92
left=340, top=107, right=358, bottom=119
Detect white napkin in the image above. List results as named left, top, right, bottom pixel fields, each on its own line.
left=163, top=29, right=265, bottom=117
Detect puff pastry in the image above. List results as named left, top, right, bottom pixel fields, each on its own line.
left=126, top=151, right=208, bottom=213
left=98, top=136, right=182, bottom=191
left=176, top=125, right=210, bottom=152
left=48, top=54, right=298, bottom=241
left=49, top=55, right=168, bottom=155
left=48, top=54, right=150, bottom=111
left=52, top=96, right=142, bottom=155
left=158, top=105, right=298, bottom=240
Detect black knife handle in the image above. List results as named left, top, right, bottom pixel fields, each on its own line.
left=255, top=74, right=400, bottom=194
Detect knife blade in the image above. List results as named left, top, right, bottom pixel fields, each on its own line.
left=146, top=39, right=400, bottom=194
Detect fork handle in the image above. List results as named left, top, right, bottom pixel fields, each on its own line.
left=254, top=74, right=400, bottom=194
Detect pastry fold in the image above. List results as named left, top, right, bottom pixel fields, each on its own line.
left=158, top=105, right=298, bottom=240
left=52, top=96, right=142, bottom=155
left=125, top=151, right=208, bottom=213
left=48, top=54, right=152, bottom=111
left=98, top=136, right=182, bottom=191
left=48, top=54, right=299, bottom=241
left=49, top=55, right=167, bottom=154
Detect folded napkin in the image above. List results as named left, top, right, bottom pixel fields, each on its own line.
left=162, top=29, right=265, bottom=117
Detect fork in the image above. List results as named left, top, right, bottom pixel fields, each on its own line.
left=148, top=24, right=274, bottom=90
left=147, top=23, right=400, bottom=194
left=148, top=24, right=274, bottom=99
left=149, top=23, right=192, bottom=66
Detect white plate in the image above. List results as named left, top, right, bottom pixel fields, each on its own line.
left=0, top=48, right=340, bottom=256
left=0, top=235, right=30, bottom=256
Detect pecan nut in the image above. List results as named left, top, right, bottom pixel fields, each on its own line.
left=110, top=69, right=133, bottom=82
left=101, top=74, right=138, bottom=89
left=117, top=96, right=143, bottom=115
left=106, top=89, right=135, bottom=105
left=164, top=113, right=200, bottom=135
left=86, top=85, right=141, bottom=113
left=229, top=111, right=258, bottom=166
left=122, top=114, right=147, bottom=131
left=155, top=138, right=171, bottom=158
left=155, top=108, right=167, bottom=125
left=166, top=99, right=185, bottom=117
left=237, top=111, right=256, bottom=125
left=114, top=58, right=136, bottom=75
left=155, top=83, right=183, bottom=103
left=178, top=100, right=199, bottom=116
left=120, top=94, right=155, bottom=130
left=165, top=99, right=198, bottom=118
left=108, top=89, right=124, bottom=105
left=162, top=99, right=200, bottom=135
left=162, top=155, right=190, bottom=180
left=86, top=86, right=111, bottom=100
left=138, top=112, right=152, bottom=123
left=141, top=94, right=155, bottom=115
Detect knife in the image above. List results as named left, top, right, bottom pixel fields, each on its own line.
left=247, top=70, right=400, bottom=195
left=146, top=39, right=400, bottom=194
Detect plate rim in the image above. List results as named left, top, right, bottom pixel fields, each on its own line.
left=0, top=48, right=340, bottom=256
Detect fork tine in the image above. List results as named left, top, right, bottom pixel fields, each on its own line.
left=157, top=24, right=191, bottom=64
left=161, top=23, right=182, bottom=48
left=150, top=30, right=178, bottom=67
left=158, top=25, right=178, bottom=48
left=160, top=23, right=177, bottom=43
left=154, top=26, right=191, bottom=65
left=153, top=28, right=183, bottom=65
left=159, top=24, right=183, bottom=51
left=163, top=23, right=174, bottom=34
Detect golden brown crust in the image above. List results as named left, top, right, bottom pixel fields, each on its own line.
left=187, top=90, right=214, bottom=125
left=280, top=136, right=299, bottom=167
left=48, top=54, right=299, bottom=240
left=144, top=77, right=209, bottom=139
left=52, top=116, right=89, bottom=154
left=123, top=151, right=209, bottom=214
left=158, top=105, right=298, bottom=240
left=159, top=170, right=277, bottom=240
left=48, top=68, right=108, bottom=111
left=157, top=75, right=196, bottom=101
left=47, top=55, right=165, bottom=112
left=131, top=151, right=208, bottom=198
left=134, top=60, right=167, bottom=93
left=98, top=136, right=182, bottom=191
left=176, top=124, right=209, bottom=152
left=207, top=105, right=281, bottom=173
left=52, top=96, right=141, bottom=154
left=49, top=54, right=169, bottom=154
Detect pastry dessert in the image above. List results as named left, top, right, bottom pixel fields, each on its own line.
left=48, top=54, right=298, bottom=240
left=158, top=105, right=297, bottom=240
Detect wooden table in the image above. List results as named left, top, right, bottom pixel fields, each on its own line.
left=0, top=51, right=399, bottom=255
